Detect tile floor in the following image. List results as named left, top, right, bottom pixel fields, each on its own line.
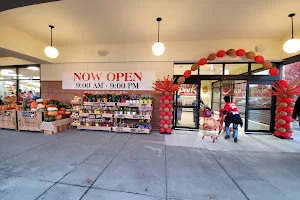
left=0, top=129, right=300, bottom=200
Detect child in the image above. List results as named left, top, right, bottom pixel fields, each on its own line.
left=223, top=96, right=243, bottom=143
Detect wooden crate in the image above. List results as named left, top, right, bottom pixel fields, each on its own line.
left=0, top=110, right=17, bottom=130
left=40, top=118, right=72, bottom=134
left=18, top=111, right=44, bottom=132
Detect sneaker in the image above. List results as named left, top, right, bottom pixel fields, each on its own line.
left=225, top=135, right=230, bottom=139
left=234, top=138, right=238, bottom=143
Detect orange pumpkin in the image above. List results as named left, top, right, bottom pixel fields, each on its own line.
left=43, top=100, right=47, bottom=105
left=28, top=100, right=35, bottom=104
left=48, top=111, right=58, bottom=117
left=0, top=106, right=2, bottom=110
left=31, top=102, right=38, bottom=108
left=2, top=105, right=9, bottom=110
left=59, top=107, right=66, bottom=111
left=58, top=110, right=65, bottom=115
left=15, top=105, right=21, bottom=111
left=55, top=115, right=62, bottom=120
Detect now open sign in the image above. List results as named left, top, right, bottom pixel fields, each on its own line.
left=62, top=71, right=155, bottom=91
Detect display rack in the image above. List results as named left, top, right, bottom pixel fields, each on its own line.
left=77, top=101, right=152, bottom=134
left=70, top=99, right=82, bottom=127
left=0, top=110, right=17, bottom=130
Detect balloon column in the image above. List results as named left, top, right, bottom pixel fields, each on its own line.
left=177, top=49, right=278, bottom=85
left=271, top=78, right=300, bottom=139
left=153, top=76, right=179, bottom=134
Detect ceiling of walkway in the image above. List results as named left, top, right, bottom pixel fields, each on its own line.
left=0, top=0, right=299, bottom=45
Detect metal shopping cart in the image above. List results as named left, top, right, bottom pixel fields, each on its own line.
left=200, top=108, right=224, bottom=142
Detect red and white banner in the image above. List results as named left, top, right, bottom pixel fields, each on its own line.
left=62, top=71, right=155, bottom=90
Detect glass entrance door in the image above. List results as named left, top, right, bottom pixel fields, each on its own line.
left=174, top=83, right=200, bottom=129
left=245, top=82, right=274, bottom=133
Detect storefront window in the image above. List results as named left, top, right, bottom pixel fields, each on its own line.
left=224, top=63, right=248, bottom=75
left=0, top=66, right=40, bottom=103
left=174, top=64, right=198, bottom=75
left=282, top=61, right=300, bottom=84
left=251, top=63, right=270, bottom=75
left=199, top=64, right=223, bottom=75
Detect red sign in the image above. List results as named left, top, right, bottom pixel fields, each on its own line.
left=179, top=84, right=197, bottom=96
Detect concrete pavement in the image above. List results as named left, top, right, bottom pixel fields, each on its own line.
left=0, top=129, right=299, bottom=200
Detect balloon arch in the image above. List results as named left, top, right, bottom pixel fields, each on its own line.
left=177, top=49, right=278, bottom=85
left=153, top=48, right=283, bottom=134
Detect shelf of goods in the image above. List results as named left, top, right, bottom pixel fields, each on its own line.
left=0, top=110, right=17, bottom=130
left=77, top=101, right=152, bottom=134
left=18, top=111, right=45, bottom=132
left=70, top=97, right=82, bottom=127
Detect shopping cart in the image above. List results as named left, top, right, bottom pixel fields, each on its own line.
left=200, top=108, right=224, bottom=142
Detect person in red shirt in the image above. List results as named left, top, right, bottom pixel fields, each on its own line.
left=223, top=96, right=243, bottom=142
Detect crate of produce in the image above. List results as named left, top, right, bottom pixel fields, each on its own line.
left=17, top=111, right=44, bottom=132
left=0, top=109, right=17, bottom=130
left=40, top=118, right=72, bottom=134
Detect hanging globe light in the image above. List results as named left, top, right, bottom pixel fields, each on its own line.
left=283, top=13, right=300, bottom=54
left=152, top=18, right=165, bottom=56
left=44, top=25, right=59, bottom=58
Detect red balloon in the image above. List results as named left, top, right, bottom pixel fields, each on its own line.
left=159, top=128, right=166, bottom=133
left=283, top=116, right=293, bottom=123
left=254, top=55, right=264, bottom=63
left=275, top=115, right=282, bottom=120
left=160, top=96, right=166, bottom=101
left=269, top=67, right=279, bottom=76
left=283, top=98, right=293, bottom=104
left=279, top=80, right=289, bottom=88
left=284, top=107, right=293, bottom=113
left=277, top=98, right=284, bottom=103
left=167, top=120, right=172, bottom=125
left=160, top=119, right=166, bottom=124
left=275, top=123, right=281, bottom=128
left=161, top=104, right=166, bottom=108
left=166, top=128, right=172, bottom=134
left=216, top=50, right=226, bottom=58
left=276, top=107, right=283, bottom=112
left=167, top=104, right=173, bottom=109
left=274, top=131, right=281, bottom=137
left=282, top=123, right=291, bottom=130
left=236, top=49, right=246, bottom=56
left=167, top=96, right=172, bottom=101
left=198, top=58, right=207, bottom=65
left=183, top=70, right=192, bottom=78
left=160, top=111, right=166, bottom=116
left=167, top=112, right=172, bottom=116
left=282, top=132, right=291, bottom=139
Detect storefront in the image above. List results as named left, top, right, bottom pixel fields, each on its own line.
left=0, top=65, right=41, bottom=103
left=173, top=62, right=281, bottom=134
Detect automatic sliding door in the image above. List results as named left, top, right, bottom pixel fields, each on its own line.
left=246, top=82, right=274, bottom=133
left=174, top=84, right=199, bottom=129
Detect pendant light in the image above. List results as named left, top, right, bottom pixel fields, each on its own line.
left=152, top=17, right=165, bottom=56
left=283, top=13, right=300, bottom=54
left=44, top=25, right=59, bottom=58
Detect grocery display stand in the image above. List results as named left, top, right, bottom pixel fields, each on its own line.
left=17, top=111, right=44, bottom=132
left=77, top=101, right=152, bottom=134
left=70, top=99, right=82, bottom=127
left=0, top=110, right=17, bottom=130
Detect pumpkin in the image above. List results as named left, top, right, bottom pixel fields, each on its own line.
left=0, top=106, right=2, bottom=110
left=15, top=106, right=21, bottom=111
left=59, top=107, right=66, bottom=111
left=44, top=116, right=56, bottom=122
left=55, top=115, right=62, bottom=120
left=48, top=111, right=58, bottom=116
left=58, top=110, right=65, bottom=115
left=2, top=105, right=9, bottom=110
left=28, top=100, right=35, bottom=104
left=36, top=99, right=43, bottom=103
left=65, top=111, right=71, bottom=115
left=47, top=107, right=58, bottom=111
left=31, top=102, right=38, bottom=108
left=31, top=108, right=37, bottom=111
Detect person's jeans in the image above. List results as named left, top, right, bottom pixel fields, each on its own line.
left=225, top=123, right=238, bottom=139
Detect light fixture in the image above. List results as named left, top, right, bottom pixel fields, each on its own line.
left=44, top=25, right=59, bottom=58
left=27, top=66, right=39, bottom=70
left=283, top=13, right=300, bottom=54
left=152, top=17, right=165, bottom=56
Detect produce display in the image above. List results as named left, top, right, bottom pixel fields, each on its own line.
left=76, top=93, right=153, bottom=133
left=70, top=96, right=83, bottom=126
